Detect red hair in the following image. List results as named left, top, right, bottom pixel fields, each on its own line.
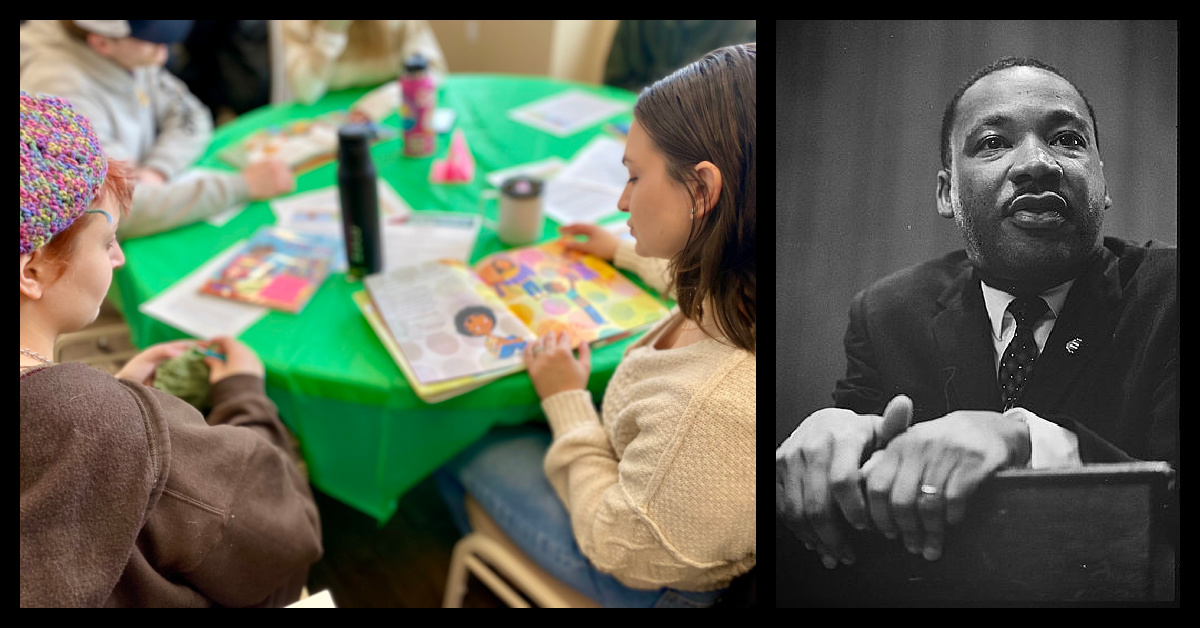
left=35, top=158, right=134, bottom=280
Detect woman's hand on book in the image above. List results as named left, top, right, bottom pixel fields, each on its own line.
left=560, top=223, right=619, bottom=261
left=524, top=330, right=592, bottom=399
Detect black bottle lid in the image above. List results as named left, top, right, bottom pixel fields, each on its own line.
left=501, top=175, right=543, bottom=199
left=403, top=53, right=428, bottom=73
left=337, top=124, right=374, bottom=164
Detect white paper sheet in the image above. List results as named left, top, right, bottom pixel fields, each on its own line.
left=286, top=589, right=337, bottom=608
left=138, top=242, right=269, bottom=339
left=382, top=211, right=481, bottom=272
left=507, top=90, right=631, bottom=137
left=270, top=181, right=413, bottom=239
left=540, top=136, right=627, bottom=226
left=555, top=135, right=629, bottom=191
left=542, top=178, right=623, bottom=226
left=433, top=108, right=457, bottom=134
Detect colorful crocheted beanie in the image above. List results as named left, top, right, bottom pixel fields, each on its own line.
left=20, top=91, right=108, bottom=255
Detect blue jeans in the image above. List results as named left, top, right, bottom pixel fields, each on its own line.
left=433, top=424, right=726, bottom=608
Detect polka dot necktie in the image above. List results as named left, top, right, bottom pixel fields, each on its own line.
left=998, top=296, right=1050, bottom=411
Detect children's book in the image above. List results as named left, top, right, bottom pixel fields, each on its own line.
left=218, top=112, right=395, bottom=174
left=199, top=227, right=340, bottom=313
left=353, top=290, right=517, bottom=403
left=359, top=241, right=670, bottom=402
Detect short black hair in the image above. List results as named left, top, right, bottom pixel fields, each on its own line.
left=454, top=305, right=495, bottom=336
left=940, top=56, right=1100, bottom=169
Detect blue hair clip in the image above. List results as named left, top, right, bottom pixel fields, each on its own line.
left=85, top=209, right=113, bottom=224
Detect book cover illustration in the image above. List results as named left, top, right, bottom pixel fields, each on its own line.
left=218, top=112, right=395, bottom=174
left=364, top=261, right=536, bottom=386
left=199, top=227, right=338, bottom=313
left=473, top=241, right=669, bottom=348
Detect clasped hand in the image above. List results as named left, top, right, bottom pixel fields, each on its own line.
left=776, top=396, right=1029, bottom=568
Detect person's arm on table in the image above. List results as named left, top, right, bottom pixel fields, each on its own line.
left=856, top=350, right=1178, bottom=562
left=861, top=355, right=1177, bottom=563
left=116, top=160, right=293, bottom=239
left=117, top=172, right=246, bottom=239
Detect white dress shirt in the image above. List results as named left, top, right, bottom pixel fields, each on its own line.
left=980, top=280, right=1083, bottom=469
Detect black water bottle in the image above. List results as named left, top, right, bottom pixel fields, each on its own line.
left=337, top=124, right=382, bottom=279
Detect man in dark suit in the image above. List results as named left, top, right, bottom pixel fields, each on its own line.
left=776, top=56, right=1177, bottom=574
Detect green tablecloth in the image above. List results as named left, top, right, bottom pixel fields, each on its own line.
left=111, top=75, right=667, bottom=523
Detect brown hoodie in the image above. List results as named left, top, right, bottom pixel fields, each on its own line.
left=20, top=362, right=323, bottom=607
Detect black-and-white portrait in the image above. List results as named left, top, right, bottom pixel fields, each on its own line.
left=777, top=20, right=1177, bottom=607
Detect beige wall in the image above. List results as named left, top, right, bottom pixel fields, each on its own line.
left=429, top=20, right=618, bottom=85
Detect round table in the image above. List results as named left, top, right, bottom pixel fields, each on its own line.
left=110, top=75, right=667, bottom=523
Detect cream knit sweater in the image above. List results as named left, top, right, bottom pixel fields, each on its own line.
left=540, top=240, right=756, bottom=592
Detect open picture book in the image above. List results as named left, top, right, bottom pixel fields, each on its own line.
left=217, top=111, right=395, bottom=174
left=355, top=241, right=670, bottom=402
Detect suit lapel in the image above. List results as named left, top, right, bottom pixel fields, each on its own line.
left=931, top=264, right=1004, bottom=413
left=1020, top=247, right=1123, bottom=412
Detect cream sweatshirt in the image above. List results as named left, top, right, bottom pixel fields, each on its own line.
left=20, top=21, right=250, bottom=240
left=282, top=19, right=448, bottom=119
left=540, top=240, right=756, bottom=592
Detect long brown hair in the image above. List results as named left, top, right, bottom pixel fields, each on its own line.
left=634, top=42, right=756, bottom=354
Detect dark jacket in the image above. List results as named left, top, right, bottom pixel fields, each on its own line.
left=20, top=363, right=323, bottom=607
left=833, top=236, right=1178, bottom=469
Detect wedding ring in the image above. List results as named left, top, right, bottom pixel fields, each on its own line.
left=531, top=346, right=542, bottom=356
left=919, top=484, right=939, bottom=496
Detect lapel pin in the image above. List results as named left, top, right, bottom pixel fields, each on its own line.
left=1065, top=337, right=1083, bottom=354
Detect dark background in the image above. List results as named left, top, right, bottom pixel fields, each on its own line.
left=776, top=20, right=1178, bottom=445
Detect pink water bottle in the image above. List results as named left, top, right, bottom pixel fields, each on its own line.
left=400, top=53, right=436, bottom=158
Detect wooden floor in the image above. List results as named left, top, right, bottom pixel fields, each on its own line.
left=305, top=474, right=509, bottom=608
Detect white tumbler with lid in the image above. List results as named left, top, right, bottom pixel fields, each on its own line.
left=495, top=175, right=545, bottom=246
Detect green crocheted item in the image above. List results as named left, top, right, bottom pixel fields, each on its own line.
left=152, top=347, right=212, bottom=412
